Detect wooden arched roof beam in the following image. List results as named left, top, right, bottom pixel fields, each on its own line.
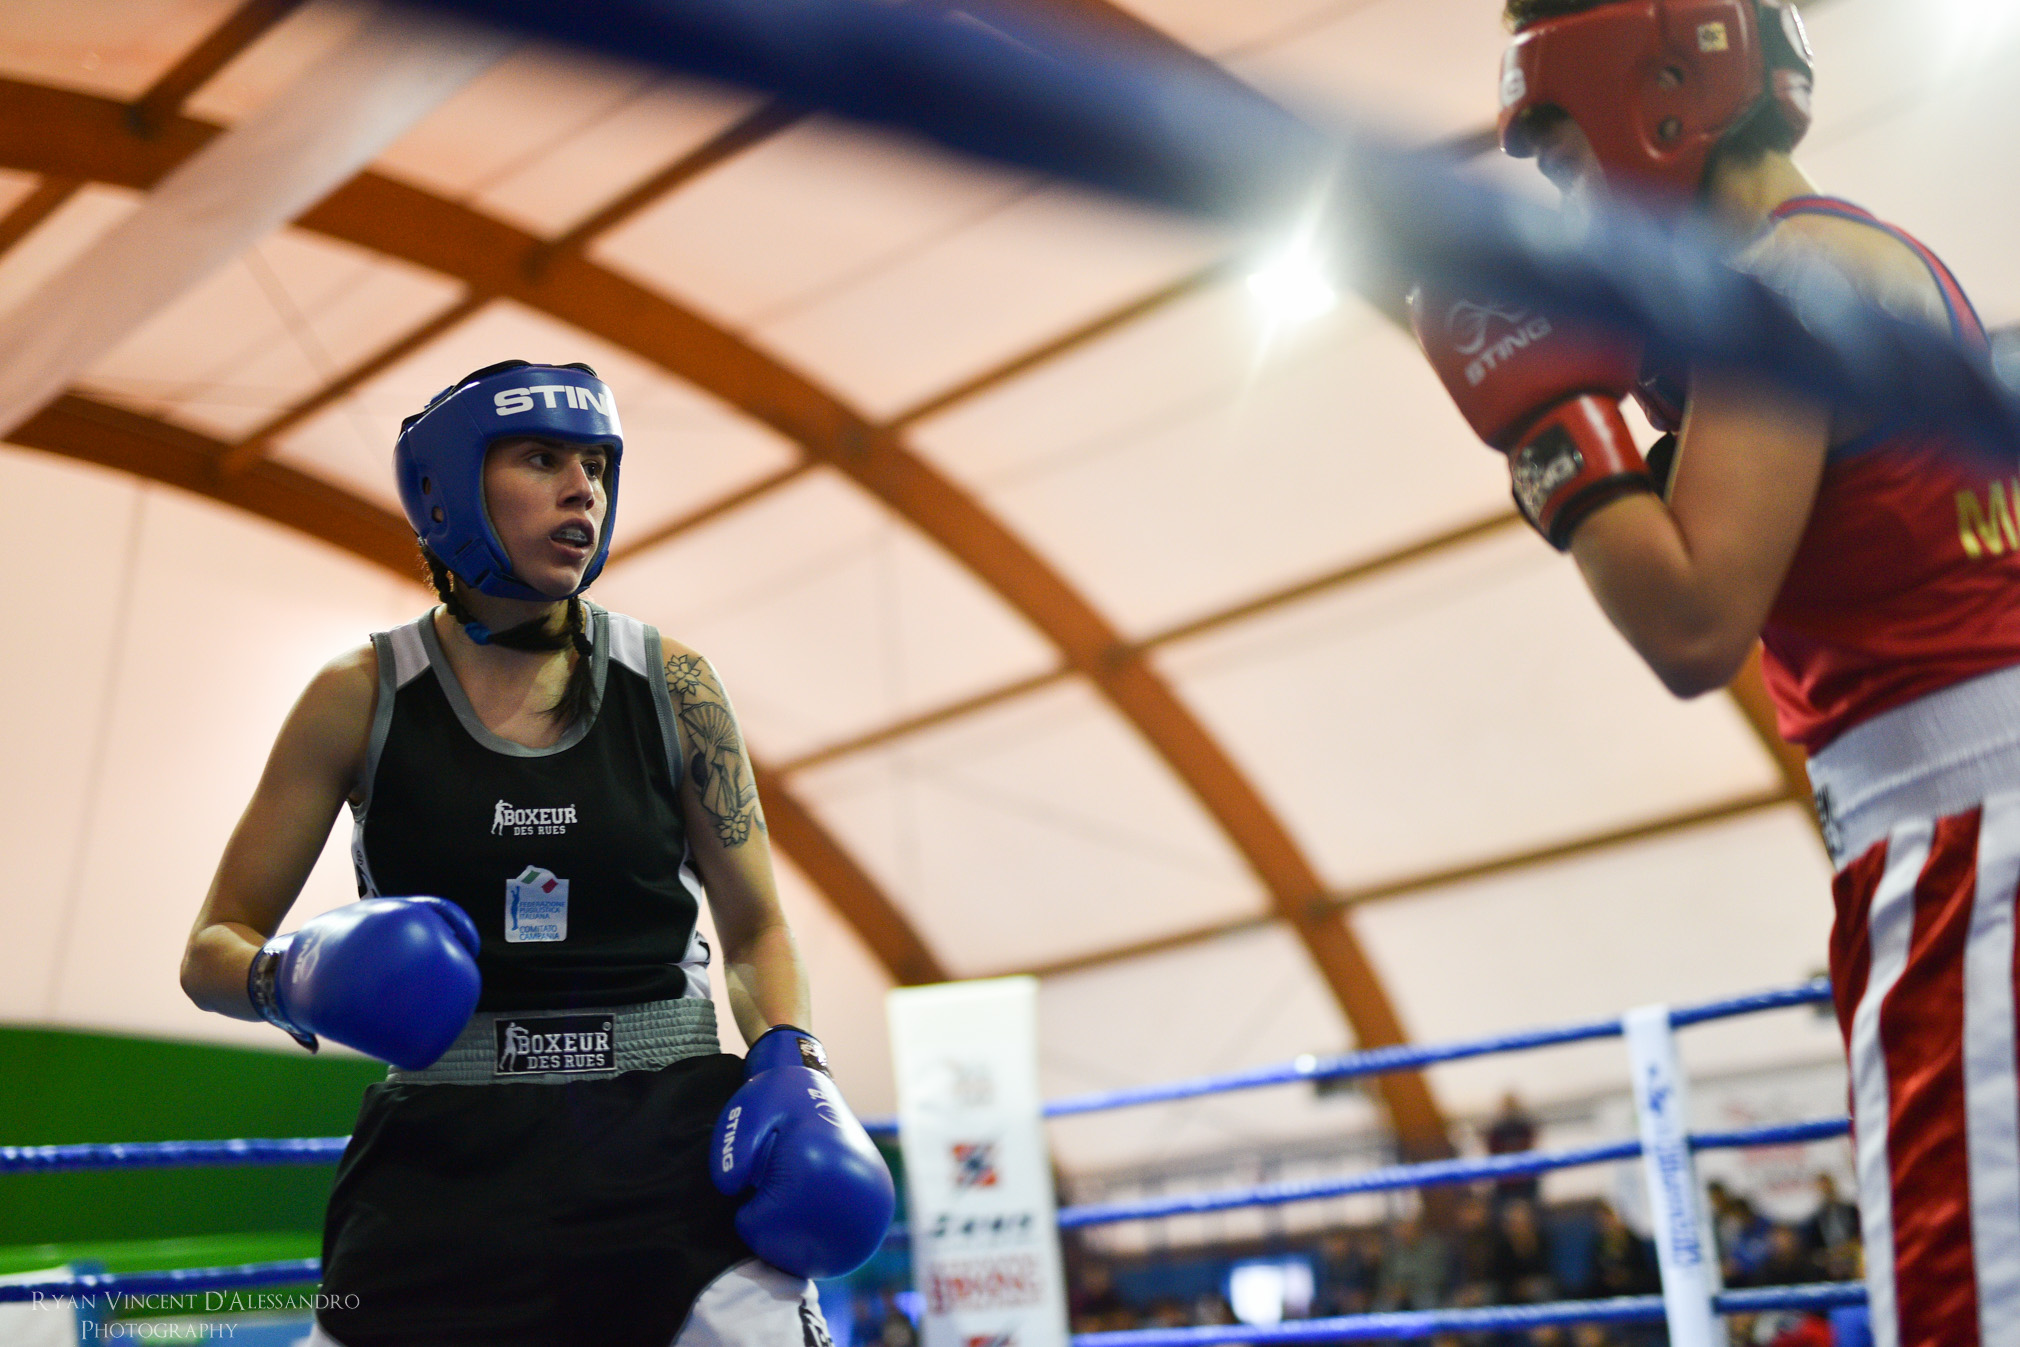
left=8, top=392, right=949, bottom=989
left=784, top=511, right=1809, bottom=811
left=777, top=508, right=1807, bottom=984
left=219, top=0, right=1145, bottom=475
left=205, top=0, right=1463, bottom=539
left=1010, top=786, right=1793, bottom=981
left=216, top=0, right=1357, bottom=486
left=0, top=0, right=302, bottom=262
left=786, top=512, right=1525, bottom=771
left=0, top=76, right=1450, bottom=1153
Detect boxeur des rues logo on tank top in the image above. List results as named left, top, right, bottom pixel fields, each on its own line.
left=491, top=798, right=577, bottom=836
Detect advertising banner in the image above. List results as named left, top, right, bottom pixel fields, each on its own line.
left=889, top=977, right=1069, bottom=1347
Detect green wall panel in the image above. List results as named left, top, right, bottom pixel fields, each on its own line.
left=0, top=1027, right=382, bottom=1247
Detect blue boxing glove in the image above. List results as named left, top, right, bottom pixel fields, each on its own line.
left=711, top=1026, right=895, bottom=1279
left=247, top=896, right=481, bottom=1071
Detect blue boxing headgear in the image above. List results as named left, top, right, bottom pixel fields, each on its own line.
left=395, top=360, right=623, bottom=602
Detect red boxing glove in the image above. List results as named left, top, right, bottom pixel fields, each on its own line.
left=1408, top=287, right=1655, bottom=550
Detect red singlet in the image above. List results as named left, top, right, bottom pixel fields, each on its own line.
left=1756, top=197, right=2020, bottom=752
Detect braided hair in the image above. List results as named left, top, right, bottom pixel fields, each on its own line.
left=421, top=546, right=598, bottom=727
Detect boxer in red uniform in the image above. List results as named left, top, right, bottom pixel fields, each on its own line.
left=1410, top=4, right=2020, bottom=1344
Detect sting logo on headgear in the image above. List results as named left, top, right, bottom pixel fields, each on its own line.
left=492, top=383, right=618, bottom=417
left=1497, top=0, right=1816, bottom=202
left=394, top=360, right=624, bottom=602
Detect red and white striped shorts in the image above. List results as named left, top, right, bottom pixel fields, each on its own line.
left=1810, top=667, right=2020, bottom=1347
left=1830, top=795, right=2020, bottom=1347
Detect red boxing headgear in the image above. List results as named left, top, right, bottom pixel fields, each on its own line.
left=1498, top=0, right=1814, bottom=201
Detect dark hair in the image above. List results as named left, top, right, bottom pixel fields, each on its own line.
left=1504, top=0, right=1601, bottom=27
left=1706, top=93, right=1803, bottom=166
left=420, top=546, right=597, bottom=727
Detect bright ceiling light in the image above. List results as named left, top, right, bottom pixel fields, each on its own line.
left=1245, top=248, right=1338, bottom=325
left=1932, top=0, right=2020, bottom=66
left=1946, top=0, right=2013, bottom=25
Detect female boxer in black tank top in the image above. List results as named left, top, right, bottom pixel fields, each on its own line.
left=179, top=379, right=840, bottom=1347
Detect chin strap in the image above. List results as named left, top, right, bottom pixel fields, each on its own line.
left=452, top=600, right=587, bottom=654
left=424, top=548, right=588, bottom=653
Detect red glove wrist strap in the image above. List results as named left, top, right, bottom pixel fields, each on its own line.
left=1508, top=395, right=1655, bottom=550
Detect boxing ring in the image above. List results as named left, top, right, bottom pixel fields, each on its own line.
left=6, top=0, right=2010, bottom=1338
left=0, top=977, right=1868, bottom=1341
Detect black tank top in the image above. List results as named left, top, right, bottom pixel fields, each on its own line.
left=350, top=606, right=709, bottom=1011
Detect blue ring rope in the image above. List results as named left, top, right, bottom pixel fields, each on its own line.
left=1054, top=1116, right=1847, bottom=1229
left=9, top=1118, right=1835, bottom=1185
left=0, top=1137, right=348, bottom=1175
left=1069, top=1282, right=1866, bottom=1346
left=0, top=1113, right=1845, bottom=1185
left=1693, top=1117, right=1849, bottom=1150
left=1, top=984, right=1837, bottom=1172
left=0, top=1260, right=321, bottom=1304
left=0, top=1116, right=1849, bottom=1246
left=1057, top=1139, right=1643, bottom=1228
left=1668, top=981, right=1838, bottom=1028
left=1038, top=1018, right=1626, bottom=1121
left=1045, top=979, right=1834, bottom=1116
left=0, top=1263, right=1865, bottom=1334
left=857, top=978, right=1833, bottom=1133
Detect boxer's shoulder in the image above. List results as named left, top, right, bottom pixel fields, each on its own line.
left=268, top=642, right=378, bottom=795
left=1753, top=211, right=1949, bottom=335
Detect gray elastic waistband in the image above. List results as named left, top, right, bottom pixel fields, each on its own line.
left=387, top=997, right=720, bottom=1085
left=1808, top=663, right=2020, bottom=869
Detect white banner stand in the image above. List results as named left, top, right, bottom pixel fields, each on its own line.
left=889, top=977, right=1069, bottom=1347
left=1624, top=1003, right=1724, bottom=1347
left=0, top=1268, right=80, bottom=1347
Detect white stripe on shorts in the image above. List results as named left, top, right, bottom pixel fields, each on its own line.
left=1851, top=817, right=1930, bottom=1347
left=672, top=1258, right=827, bottom=1347
left=1969, top=794, right=2020, bottom=1339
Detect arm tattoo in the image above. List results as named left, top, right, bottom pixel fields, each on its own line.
left=665, top=653, right=766, bottom=847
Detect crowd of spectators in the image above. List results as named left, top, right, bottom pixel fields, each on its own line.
left=1067, top=1185, right=1858, bottom=1345
left=1064, top=1098, right=1867, bottom=1347
left=1213, top=1194, right=1663, bottom=1345
left=840, top=1099, right=1865, bottom=1347
left=1707, top=1175, right=1863, bottom=1287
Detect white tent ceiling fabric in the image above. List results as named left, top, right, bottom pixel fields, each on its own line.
left=264, top=298, right=806, bottom=518
left=1, top=0, right=2012, bottom=1179
left=0, top=448, right=423, bottom=1036
left=0, top=4, right=510, bottom=437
